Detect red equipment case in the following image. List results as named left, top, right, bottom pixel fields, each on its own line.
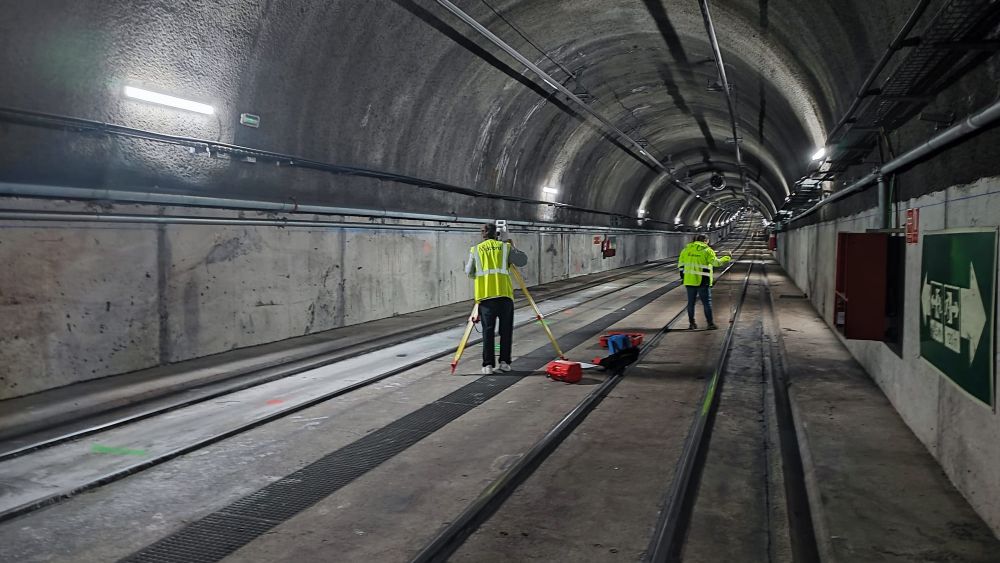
left=598, top=332, right=644, bottom=348
left=545, top=360, right=582, bottom=383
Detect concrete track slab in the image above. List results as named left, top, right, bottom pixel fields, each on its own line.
left=0, top=261, right=672, bottom=445
left=681, top=268, right=785, bottom=563
left=0, top=263, right=695, bottom=561
left=215, top=279, right=704, bottom=563
left=448, top=266, right=750, bottom=562
left=0, top=268, right=674, bottom=520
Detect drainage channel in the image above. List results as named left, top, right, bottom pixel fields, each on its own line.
left=117, top=266, right=703, bottom=562
left=0, top=260, right=677, bottom=462
left=762, top=262, right=821, bottom=562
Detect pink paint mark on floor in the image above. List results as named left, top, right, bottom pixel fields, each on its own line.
left=266, top=399, right=284, bottom=405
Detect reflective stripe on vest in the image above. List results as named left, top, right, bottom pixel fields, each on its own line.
left=472, top=240, right=514, bottom=301
left=679, top=243, right=716, bottom=286
left=473, top=242, right=509, bottom=277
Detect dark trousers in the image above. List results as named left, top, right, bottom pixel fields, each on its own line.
left=686, top=285, right=714, bottom=324
left=479, top=296, right=514, bottom=367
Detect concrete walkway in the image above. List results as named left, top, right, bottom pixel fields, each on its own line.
left=766, top=262, right=999, bottom=562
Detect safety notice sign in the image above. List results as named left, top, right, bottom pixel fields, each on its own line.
left=920, top=228, right=997, bottom=406
left=906, top=208, right=919, bottom=244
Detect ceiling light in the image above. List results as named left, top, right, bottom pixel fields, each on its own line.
left=810, top=148, right=827, bottom=161
left=124, top=86, right=214, bottom=114
left=675, top=216, right=682, bottom=224
left=638, top=208, right=646, bottom=215
left=694, top=220, right=701, bottom=227
left=542, top=186, right=559, bottom=195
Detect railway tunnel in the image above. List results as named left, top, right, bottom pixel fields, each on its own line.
left=2, top=1, right=1000, bottom=561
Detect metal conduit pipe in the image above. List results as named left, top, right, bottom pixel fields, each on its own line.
left=0, top=210, right=673, bottom=236
left=788, top=97, right=1000, bottom=224
left=0, top=209, right=687, bottom=236
left=430, top=0, right=724, bottom=212
left=0, top=181, right=700, bottom=234
left=0, top=182, right=464, bottom=222
left=697, top=0, right=749, bottom=204
left=0, top=211, right=483, bottom=231
left=877, top=174, right=889, bottom=229
left=824, top=0, right=933, bottom=144
left=0, top=107, right=663, bottom=225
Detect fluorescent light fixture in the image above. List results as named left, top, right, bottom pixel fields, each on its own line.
left=637, top=208, right=646, bottom=215
left=674, top=216, right=682, bottom=223
left=542, top=186, right=559, bottom=195
left=124, top=86, right=214, bottom=115
left=810, top=147, right=827, bottom=161
left=694, top=220, right=701, bottom=227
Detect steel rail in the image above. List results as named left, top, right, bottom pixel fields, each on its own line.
left=408, top=231, right=754, bottom=563
left=645, top=253, right=757, bottom=562
left=0, top=259, right=679, bottom=462
left=0, top=248, right=743, bottom=524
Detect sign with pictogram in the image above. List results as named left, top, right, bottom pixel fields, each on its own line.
left=601, top=236, right=617, bottom=258
left=920, top=228, right=997, bottom=406
left=906, top=208, right=919, bottom=244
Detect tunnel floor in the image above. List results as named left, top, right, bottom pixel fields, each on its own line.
left=1, top=235, right=997, bottom=562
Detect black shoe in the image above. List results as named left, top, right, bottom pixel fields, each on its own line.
left=689, top=322, right=698, bottom=330
left=707, top=323, right=718, bottom=330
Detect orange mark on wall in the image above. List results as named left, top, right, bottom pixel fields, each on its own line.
left=422, top=241, right=433, bottom=255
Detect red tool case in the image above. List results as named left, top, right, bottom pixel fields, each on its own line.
left=598, top=332, right=643, bottom=348
left=545, top=360, right=582, bottom=383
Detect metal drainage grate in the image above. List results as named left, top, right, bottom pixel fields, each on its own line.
left=385, top=401, right=476, bottom=433
left=435, top=377, right=520, bottom=406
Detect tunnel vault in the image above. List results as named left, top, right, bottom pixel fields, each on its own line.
left=0, top=0, right=921, bottom=229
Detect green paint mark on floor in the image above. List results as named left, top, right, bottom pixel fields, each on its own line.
left=91, top=444, right=147, bottom=456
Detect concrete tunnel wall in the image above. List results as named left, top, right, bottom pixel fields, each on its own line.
left=776, top=176, right=1000, bottom=536
left=0, top=198, right=727, bottom=400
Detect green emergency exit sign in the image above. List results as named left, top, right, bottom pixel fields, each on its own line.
left=920, top=228, right=997, bottom=406
left=240, top=113, right=260, bottom=128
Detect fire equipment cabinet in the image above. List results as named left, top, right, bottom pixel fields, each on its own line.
left=835, top=232, right=891, bottom=340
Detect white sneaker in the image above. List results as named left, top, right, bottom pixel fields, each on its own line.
left=499, top=362, right=512, bottom=372
left=481, top=365, right=494, bottom=375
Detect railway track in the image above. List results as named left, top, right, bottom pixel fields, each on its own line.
left=0, top=235, right=749, bottom=529
left=405, top=231, right=816, bottom=563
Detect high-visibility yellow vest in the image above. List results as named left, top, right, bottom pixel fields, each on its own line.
left=679, top=241, right=730, bottom=286
left=471, top=239, right=514, bottom=301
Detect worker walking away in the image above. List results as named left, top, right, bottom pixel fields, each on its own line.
left=465, top=223, right=528, bottom=374
left=679, top=234, right=731, bottom=330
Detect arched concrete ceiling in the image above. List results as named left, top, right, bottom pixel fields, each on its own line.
left=0, top=0, right=915, bottom=226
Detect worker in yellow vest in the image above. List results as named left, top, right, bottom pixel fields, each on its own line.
left=679, top=234, right=731, bottom=330
left=465, top=223, right=528, bottom=374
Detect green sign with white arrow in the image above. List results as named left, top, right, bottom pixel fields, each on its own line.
left=920, top=228, right=997, bottom=406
